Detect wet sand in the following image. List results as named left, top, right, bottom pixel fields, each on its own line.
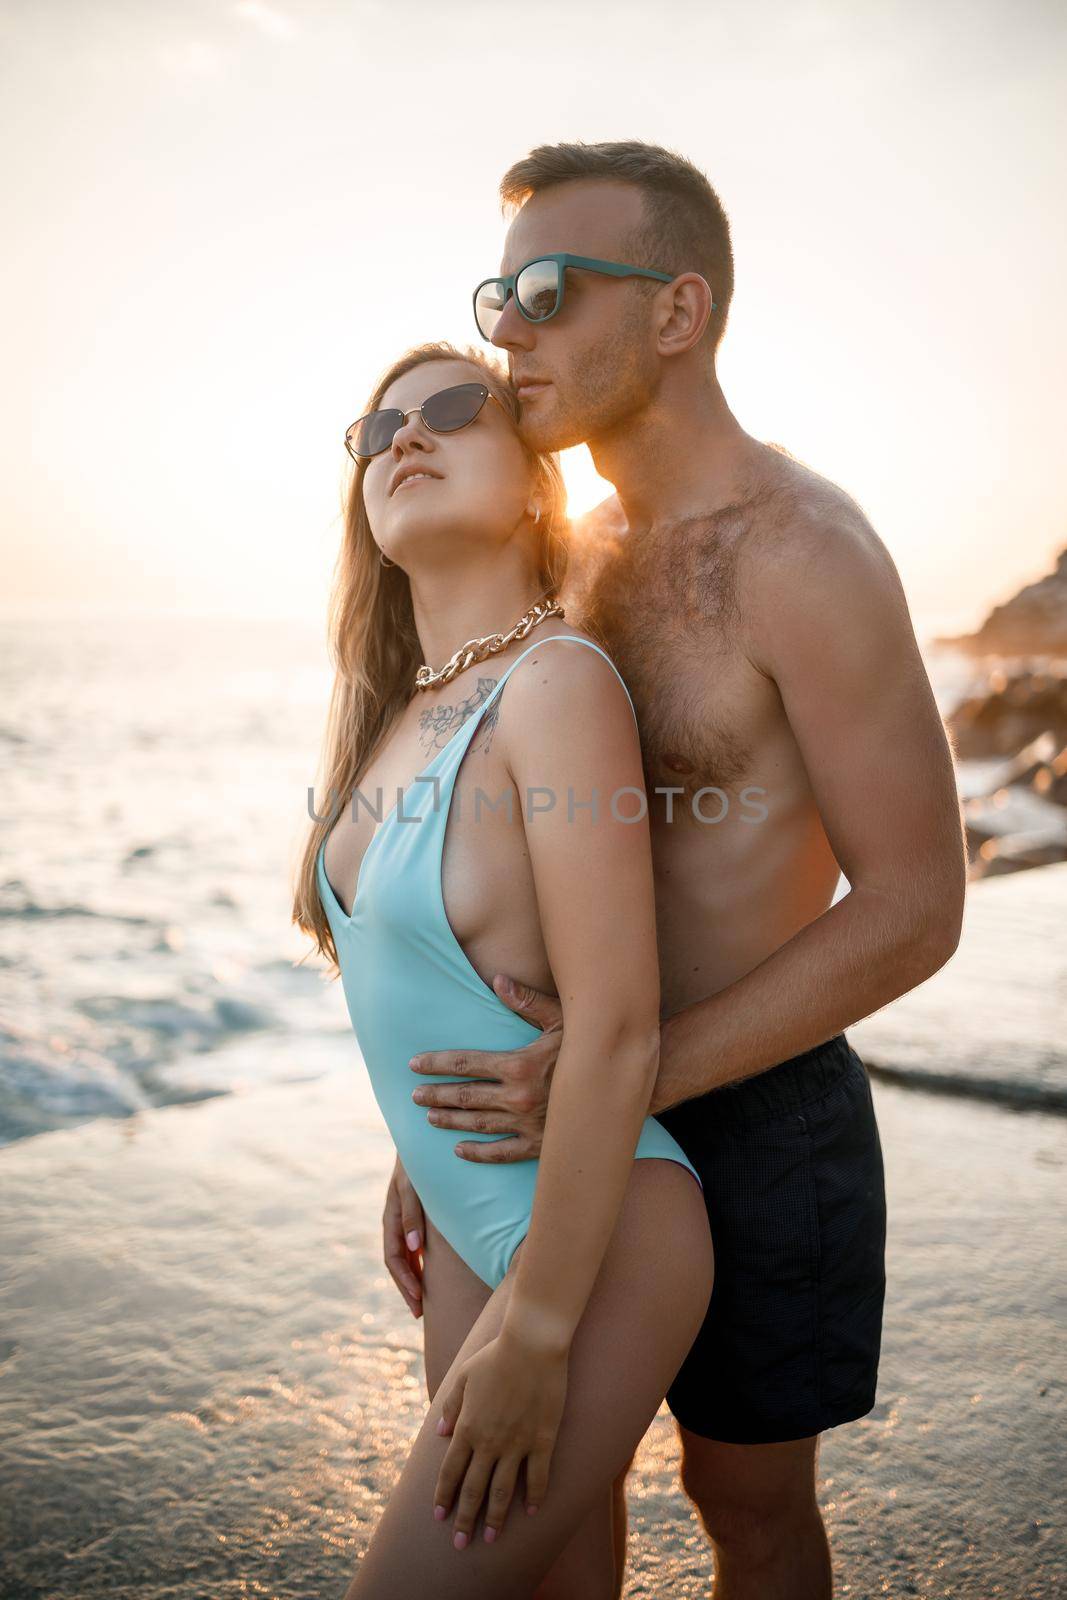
left=849, top=861, right=1067, bottom=1111
left=0, top=1065, right=1063, bottom=1598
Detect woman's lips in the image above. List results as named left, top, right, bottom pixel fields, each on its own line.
left=392, top=472, right=443, bottom=494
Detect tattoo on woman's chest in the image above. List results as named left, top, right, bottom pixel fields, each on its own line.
left=418, top=676, right=501, bottom=756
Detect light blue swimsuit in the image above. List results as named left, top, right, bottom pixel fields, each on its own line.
left=317, top=634, right=702, bottom=1289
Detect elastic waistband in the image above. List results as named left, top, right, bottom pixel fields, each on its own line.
left=669, top=1032, right=858, bottom=1132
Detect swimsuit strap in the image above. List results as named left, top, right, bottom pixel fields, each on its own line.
left=458, top=634, right=639, bottom=741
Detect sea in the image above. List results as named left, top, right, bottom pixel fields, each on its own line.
left=0, top=613, right=1037, bottom=1149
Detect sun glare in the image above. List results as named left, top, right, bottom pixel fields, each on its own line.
left=559, top=445, right=616, bottom=520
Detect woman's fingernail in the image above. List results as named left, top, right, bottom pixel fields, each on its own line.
left=434, top=1504, right=446, bottom=1521
left=484, top=1526, right=497, bottom=1543
left=527, top=1504, right=538, bottom=1515
left=454, top=1531, right=468, bottom=1550
left=436, top=1417, right=446, bottom=1433
left=406, top=1230, right=421, bottom=1250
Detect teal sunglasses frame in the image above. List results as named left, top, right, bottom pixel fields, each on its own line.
left=473, top=253, right=708, bottom=340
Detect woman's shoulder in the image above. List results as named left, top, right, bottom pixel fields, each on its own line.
left=505, top=624, right=625, bottom=689
left=495, top=624, right=641, bottom=797
left=499, top=624, right=635, bottom=728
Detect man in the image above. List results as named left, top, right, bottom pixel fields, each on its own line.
left=383, top=141, right=966, bottom=1598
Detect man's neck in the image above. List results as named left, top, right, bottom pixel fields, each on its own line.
left=590, top=371, right=757, bottom=529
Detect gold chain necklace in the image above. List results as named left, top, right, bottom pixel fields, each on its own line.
left=413, top=596, right=566, bottom=692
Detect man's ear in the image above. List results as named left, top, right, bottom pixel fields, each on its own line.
left=655, top=273, right=714, bottom=358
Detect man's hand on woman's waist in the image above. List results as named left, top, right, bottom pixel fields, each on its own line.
left=407, top=974, right=561, bottom=1163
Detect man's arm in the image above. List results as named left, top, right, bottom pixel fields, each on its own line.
left=406, top=496, right=967, bottom=1157
left=649, top=495, right=967, bottom=1113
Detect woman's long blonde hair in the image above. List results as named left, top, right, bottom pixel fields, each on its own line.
left=293, top=341, right=569, bottom=971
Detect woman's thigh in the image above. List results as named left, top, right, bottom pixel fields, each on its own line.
left=422, top=1212, right=616, bottom=1598
left=421, top=1213, right=493, bottom=1399
left=343, top=1159, right=714, bottom=1600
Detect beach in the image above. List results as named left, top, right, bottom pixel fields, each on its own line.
left=2, top=872, right=1064, bottom=1598
left=1, top=1064, right=1062, bottom=1597
left=1, top=618, right=1065, bottom=1596
left=5, top=3, right=1066, bottom=1588
left=848, top=859, right=1067, bottom=1112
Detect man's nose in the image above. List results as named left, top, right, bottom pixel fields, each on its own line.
left=491, top=294, right=534, bottom=353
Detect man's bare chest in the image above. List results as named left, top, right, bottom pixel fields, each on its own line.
left=564, top=528, right=772, bottom=803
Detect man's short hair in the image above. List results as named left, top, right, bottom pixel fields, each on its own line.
left=499, top=139, right=734, bottom=352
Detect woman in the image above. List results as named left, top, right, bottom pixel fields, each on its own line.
left=295, top=340, right=714, bottom=1598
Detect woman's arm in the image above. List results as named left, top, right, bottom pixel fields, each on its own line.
left=493, top=641, right=662, bottom=1355
left=428, top=639, right=664, bottom=1542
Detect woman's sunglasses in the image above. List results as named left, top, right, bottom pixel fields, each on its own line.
left=345, top=382, right=509, bottom=461
left=473, top=253, right=696, bottom=341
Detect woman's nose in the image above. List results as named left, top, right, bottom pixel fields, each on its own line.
left=390, top=416, right=434, bottom=458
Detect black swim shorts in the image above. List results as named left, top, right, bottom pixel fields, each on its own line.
left=655, top=1031, right=887, bottom=1445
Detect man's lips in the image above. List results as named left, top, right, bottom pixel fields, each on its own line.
left=515, top=378, right=551, bottom=400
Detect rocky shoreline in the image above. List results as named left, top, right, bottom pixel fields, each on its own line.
left=934, top=546, right=1067, bottom=879
left=937, top=545, right=1067, bottom=657
left=949, top=664, right=1067, bottom=878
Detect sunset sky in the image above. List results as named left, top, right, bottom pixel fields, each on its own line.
left=4, top=0, right=1065, bottom=639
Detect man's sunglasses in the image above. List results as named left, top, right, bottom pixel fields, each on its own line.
left=345, top=382, right=509, bottom=461
left=473, top=253, right=708, bottom=341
